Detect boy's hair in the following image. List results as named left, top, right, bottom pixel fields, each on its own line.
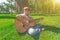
left=23, top=7, right=30, bottom=10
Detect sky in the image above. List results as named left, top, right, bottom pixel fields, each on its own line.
left=0, top=0, right=8, bottom=3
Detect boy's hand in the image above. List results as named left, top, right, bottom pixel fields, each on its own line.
left=29, top=22, right=36, bottom=27
left=41, top=28, right=46, bottom=31
left=38, top=17, right=44, bottom=20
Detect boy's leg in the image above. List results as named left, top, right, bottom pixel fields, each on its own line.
left=27, top=24, right=41, bottom=40
left=27, top=24, right=45, bottom=40
left=27, top=24, right=41, bottom=36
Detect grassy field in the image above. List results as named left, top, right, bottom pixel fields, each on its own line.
left=0, top=14, right=60, bottom=40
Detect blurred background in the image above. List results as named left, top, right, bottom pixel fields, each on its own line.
left=0, top=0, right=60, bottom=14
left=0, top=0, right=60, bottom=40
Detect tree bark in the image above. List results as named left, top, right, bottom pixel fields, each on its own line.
left=15, top=0, right=28, bottom=14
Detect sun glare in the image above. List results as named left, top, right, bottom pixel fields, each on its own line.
left=54, top=0, right=60, bottom=3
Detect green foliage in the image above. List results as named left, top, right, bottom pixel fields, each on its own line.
left=28, top=0, right=60, bottom=13
left=0, top=0, right=16, bottom=13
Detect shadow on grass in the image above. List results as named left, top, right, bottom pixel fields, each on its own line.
left=17, top=25, right=60, bottom=40
left=31, top=25, right=60, bottom=40
left=42, top=25, right=60, bottom=33
left=32, top=25, right=60, bottom=40
left=18, top=32, right=40, bottom=40
left=31, top=33, right=40, bottom=40
left=0, top=16, right=15, bottom=19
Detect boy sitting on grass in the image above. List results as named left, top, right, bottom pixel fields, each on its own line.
left=15, top=7, right=45, bottom=40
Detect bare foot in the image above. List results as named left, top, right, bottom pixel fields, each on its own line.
left=41, top=28, right=46, bottom=31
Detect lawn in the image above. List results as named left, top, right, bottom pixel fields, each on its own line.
left=0, top=14, right=60, bottom=40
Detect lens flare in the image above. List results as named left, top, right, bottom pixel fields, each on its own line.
left=54, top=0, right=60, bottom=3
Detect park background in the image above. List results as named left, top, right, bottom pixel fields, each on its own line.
left=0, top=0, right=60, bottom=40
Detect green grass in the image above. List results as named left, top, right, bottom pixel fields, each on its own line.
left=0, top=15, right=60, bottom=40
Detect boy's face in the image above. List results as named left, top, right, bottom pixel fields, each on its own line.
left=24, top=9, right=30, bottom=15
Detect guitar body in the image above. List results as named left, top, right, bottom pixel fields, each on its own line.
left=15, top=19, right=26, bottom=33
left=15, top=15, right=32, bottom=33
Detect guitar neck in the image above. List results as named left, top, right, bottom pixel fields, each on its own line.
left=29, top=18, right=41, bottom=23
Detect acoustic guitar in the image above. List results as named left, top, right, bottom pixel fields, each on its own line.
left=15, top=15, right=43, bottom=33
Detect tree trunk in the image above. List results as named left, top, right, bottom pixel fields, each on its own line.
left=15, top=0, right=28, bottom=14
left=35, top=0, right=38, bottom=14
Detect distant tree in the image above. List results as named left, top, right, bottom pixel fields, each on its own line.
left=0, top=2, right=7, bottom=13
left=7, top=0, right=16, bottom=14
left=0, top=0, right=16, bottom=14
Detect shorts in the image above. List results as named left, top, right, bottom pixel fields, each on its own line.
left=27, top=24, right=42, bottom=36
